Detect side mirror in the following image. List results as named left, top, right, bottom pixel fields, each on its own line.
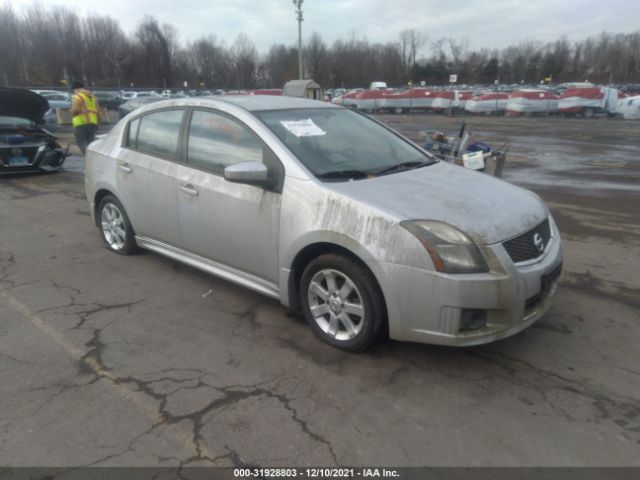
left=224, top=161, right=269, bottom=187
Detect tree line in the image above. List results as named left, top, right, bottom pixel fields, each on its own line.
left=1, top=4, right=639, bottom=90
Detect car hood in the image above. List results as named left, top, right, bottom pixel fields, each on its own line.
left=325, top=162, right=548, bottom=245
left=0, top=87, right=49, bottom=124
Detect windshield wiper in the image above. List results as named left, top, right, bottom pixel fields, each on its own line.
left=370, top=160, right=436, bottom=177
left=315, top=169, right=371, bottom=181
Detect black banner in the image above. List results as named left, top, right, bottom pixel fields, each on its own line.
left=0, top=468, right=638, bottom=480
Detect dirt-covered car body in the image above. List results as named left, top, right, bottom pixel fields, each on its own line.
left=85, top=96, right=563, bottom=349
left=0, top=88, right=67, bottom=174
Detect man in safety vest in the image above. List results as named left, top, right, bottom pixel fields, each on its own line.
left=70, top=81, right=101, bottom=154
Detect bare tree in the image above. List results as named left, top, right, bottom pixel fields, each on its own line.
left=3, top=3, right=639, bottom=90
left=136, top=16, right=175, bottom=87
left=448, top=38, right=469, bottom=69
left=305, top=32, right=330, bottom=86
left=187, top=35, right=233, bottom=88
left=400, top=29, right=428, bottom=71
left=232, top=33, right=258, bottom=89
left=264, top=44, right=297, bottom=88
left=0, top=4, right=23, bottom=85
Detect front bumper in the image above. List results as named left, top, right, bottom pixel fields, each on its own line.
left=0, top=145, right=66, bottom=174
left=379, top=220, right=563, bottom=346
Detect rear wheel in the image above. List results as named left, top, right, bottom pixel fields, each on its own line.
left=300, top=254, right=385, bottom=351
left=98, top=195, right=137, bottom=255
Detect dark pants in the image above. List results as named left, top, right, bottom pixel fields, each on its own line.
left=74, top=124, right=98, bottom=155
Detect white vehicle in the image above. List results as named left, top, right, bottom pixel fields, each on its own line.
left=558, top=86, right=620, bottom=117
left=349, top=89, right=395, bottom=112
left=431, top=91, right=474, bottom=111
left=465, top=92, right=509, bottom=114
left=618, top=95, right=640, bottom=120
left=370, top=81, right=388, bottom=90
left=121, top=91, right=162, bottom=101
left=506, top=90, right=559, bottom=116
left=381, top=88, right=435, bottom=113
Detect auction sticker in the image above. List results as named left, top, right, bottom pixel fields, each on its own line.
left=280, top=119, right=326, bottom=137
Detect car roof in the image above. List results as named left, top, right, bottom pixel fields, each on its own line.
left=198, top=95, right=339, bottom=112
left=127, top=95, right=342, bottom=120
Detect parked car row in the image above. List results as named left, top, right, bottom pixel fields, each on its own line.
left=332, top=85, right=638, bottom=119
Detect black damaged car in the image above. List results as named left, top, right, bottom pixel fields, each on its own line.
left=0, top=87, right=67, bottom=174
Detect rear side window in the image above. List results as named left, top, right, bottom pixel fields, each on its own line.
left=131, top=109, right=184, bottom=159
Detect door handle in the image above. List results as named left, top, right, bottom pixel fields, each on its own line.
left=179, top=183, right=199, bottom=196
left=118, top=162, right=132, bottom=173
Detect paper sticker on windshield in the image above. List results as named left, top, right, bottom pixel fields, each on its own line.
left=280, top=119, right=326, bottom=137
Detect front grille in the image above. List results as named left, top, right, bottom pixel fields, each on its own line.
left=503, top=218, right=551, bottom=263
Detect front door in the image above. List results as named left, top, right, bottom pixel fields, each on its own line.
left=176, top=109, right=282, bottom=284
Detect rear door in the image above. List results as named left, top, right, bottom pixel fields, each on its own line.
left=116, top=108, right=186, bottom=246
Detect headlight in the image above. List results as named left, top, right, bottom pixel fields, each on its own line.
left=400, top=220, right=489, bottom=274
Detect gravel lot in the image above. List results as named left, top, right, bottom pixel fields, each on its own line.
left=1, top=115, right=639, bottom=467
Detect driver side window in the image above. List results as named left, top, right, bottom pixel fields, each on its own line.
left=187, top=110, right=263, bottom=175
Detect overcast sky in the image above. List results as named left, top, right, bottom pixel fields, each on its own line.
left=8, top=0, right=640, bottom=54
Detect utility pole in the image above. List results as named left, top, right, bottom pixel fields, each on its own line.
left=293, top=0, right=304, bottom=80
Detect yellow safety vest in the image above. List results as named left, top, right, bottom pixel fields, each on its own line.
left=72, top=92, right=99, bottom=127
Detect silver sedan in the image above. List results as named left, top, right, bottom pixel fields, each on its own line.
left=84, top=96, right=562, bottom=351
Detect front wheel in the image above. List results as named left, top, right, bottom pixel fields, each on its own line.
left=98, top=195, right=138, bottom=255
left=300, top=254, right=386, bottom=351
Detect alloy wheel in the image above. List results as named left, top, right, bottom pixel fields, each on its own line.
left=307, top=268, right=365, bottom=341
left=101, top=203, right=127, bottom=251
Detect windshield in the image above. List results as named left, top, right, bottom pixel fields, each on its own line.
left=255, top=108, right=436, bottom=180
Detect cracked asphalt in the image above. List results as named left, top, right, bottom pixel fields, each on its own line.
left=1, top=117, right=639, bottom=467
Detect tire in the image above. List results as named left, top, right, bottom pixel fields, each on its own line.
left=299, top=253, right=386, bottom=352
left=97, top=194, right=138, bottom=255
left=584, top=108, right=594, bottom=118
